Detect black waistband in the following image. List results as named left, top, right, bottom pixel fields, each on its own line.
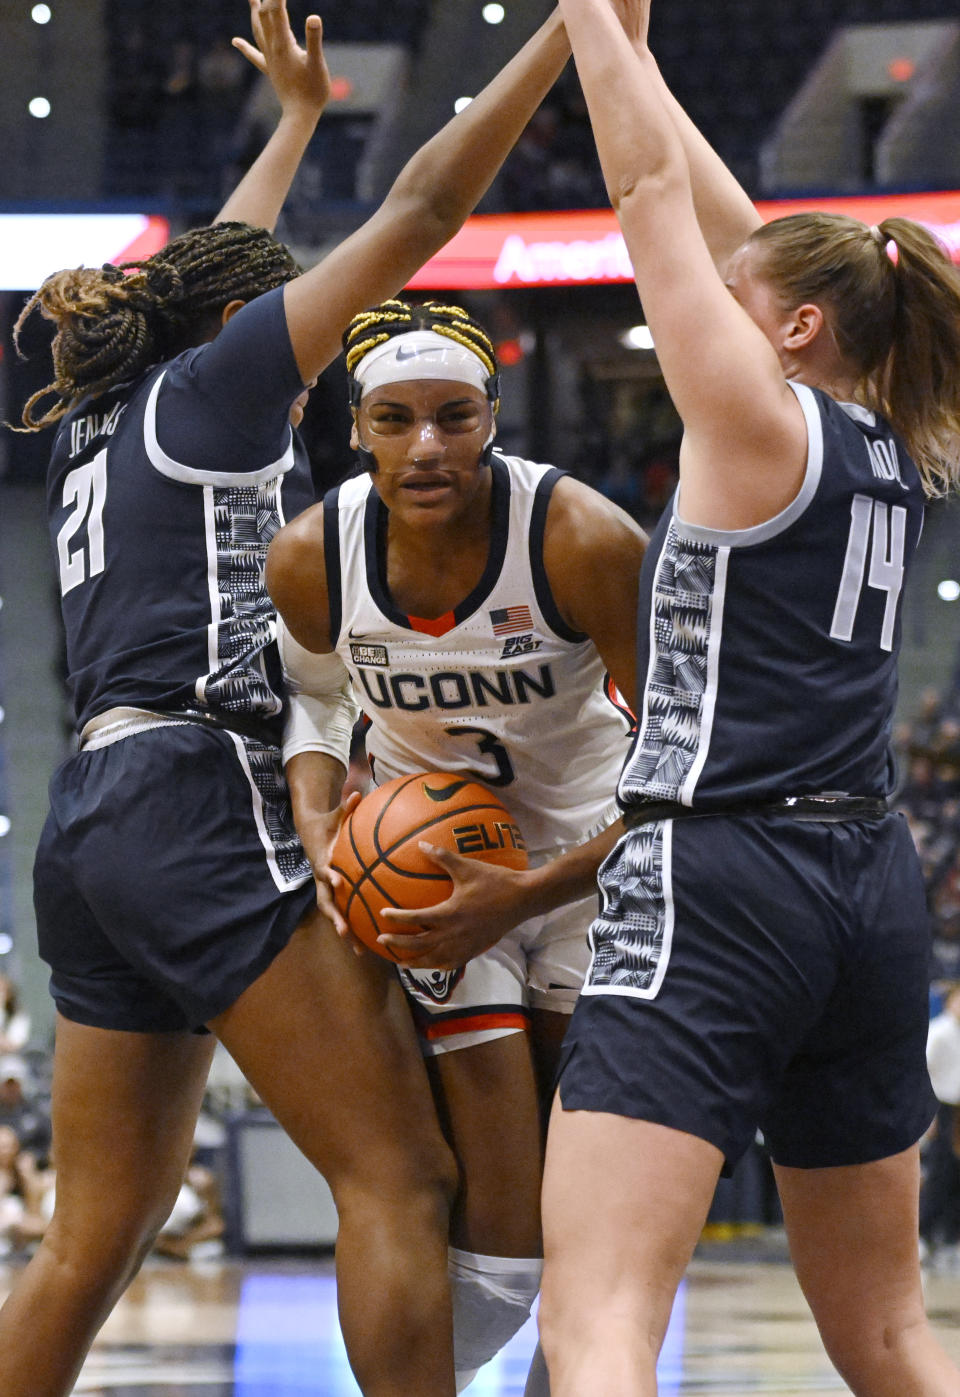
left=165, top=706, right=282, bottom=747
left=622, top=794, right=889, bottom=829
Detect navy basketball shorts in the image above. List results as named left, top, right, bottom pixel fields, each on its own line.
left=34, top=723, right=316, bottom=1032
left=557, top=810, right=937, bottom=1170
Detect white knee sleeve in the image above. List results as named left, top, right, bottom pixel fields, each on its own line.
left=449, top=1246, right=542, bottom=1392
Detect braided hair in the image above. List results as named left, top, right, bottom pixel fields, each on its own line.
left=13, top=221, right=298, bottom=431
left=343, top=299, right=500, bottom=407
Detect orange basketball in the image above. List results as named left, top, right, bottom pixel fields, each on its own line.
left=330, top=772, right=528, bottom=962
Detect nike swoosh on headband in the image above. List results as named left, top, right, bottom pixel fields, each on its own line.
left=395, top=345, right=440, bottom=361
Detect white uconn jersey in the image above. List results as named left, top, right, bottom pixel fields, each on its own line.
left=325, top=454, right=633, bottom=851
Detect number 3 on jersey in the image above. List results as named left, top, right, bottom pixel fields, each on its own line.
left=57, top=448, right=108, bottom=596
left=830, top=493, right=906, bottom=653
left=445, top=724, right=516, bottom=788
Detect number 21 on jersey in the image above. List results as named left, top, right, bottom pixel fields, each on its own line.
left=830, top=493, right=907, bottom=653
left=57, top=448, right=108, bottom=597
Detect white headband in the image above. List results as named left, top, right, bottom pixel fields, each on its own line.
left=353, top=330, right=491, bottom=399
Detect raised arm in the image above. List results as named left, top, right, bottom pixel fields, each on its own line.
left=609, top=0, right=761, bottom=272
left=214, top=0, right=330, bottom=231
left=282, top=11, right=571, bottom=385
left=559, top=0, right=806, bottom=531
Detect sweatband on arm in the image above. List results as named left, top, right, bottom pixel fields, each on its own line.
left=277, top=618, right=360, bottom=769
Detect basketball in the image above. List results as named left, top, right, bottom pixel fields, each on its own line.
left=330, top=772, right=528, bottom=961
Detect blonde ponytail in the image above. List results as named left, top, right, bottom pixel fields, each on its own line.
left=751, top=212, right=960, bottom=497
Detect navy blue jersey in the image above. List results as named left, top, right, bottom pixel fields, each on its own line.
left=620, top=383, right=925, bottom=809
left=46, top=287, right=316, bottom=734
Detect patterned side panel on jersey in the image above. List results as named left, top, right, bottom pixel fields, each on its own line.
left=584, top=821, right=673, bottom=996
left=621, top=522, right=720, bottom=803
left=200, top=483, right=285, bottom=715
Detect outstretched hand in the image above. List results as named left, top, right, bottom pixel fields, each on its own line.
left=233, top=0, right=331, bottom=120
left=377, top=843, right=534, bottom=970
left=606, top=0, right=651, bottom=48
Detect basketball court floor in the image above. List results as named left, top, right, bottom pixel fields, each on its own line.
left=5, top=1235, right=960, bottom=1395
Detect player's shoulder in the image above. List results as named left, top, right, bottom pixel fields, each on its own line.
left=267, top=499, right=327, bottom=584
left=265, top=499, right=332, bottom=634
left=545, top=471, right=648, bottom=553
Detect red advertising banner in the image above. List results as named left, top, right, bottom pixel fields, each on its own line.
left=5, top=196, right=959, bottom=293
left=406, top=191, right=960, bottom=290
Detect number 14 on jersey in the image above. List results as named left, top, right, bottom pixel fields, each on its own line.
left=830, top=493, right=907, bottom=653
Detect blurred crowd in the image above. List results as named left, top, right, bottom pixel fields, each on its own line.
left=0, top=970, right=232, bottom=1265
left=895, top=686, right=960, bottom=985
left=897, top=686, right=960, bottom=1269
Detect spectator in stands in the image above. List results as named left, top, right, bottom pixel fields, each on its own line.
left=0, top=1058, right=50, bottom=1167
left=153, top=1148, right=225, bottom=1262
left=0, top=1126, right=53, bottom=1257
left=0, top=1126, right=38, bottom=1258
left=0, top=976, right=30, bottom=1055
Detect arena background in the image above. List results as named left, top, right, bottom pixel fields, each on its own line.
left=3, top=0, right=960, bottom=1261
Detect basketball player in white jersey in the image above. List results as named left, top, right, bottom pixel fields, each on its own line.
left=0, top=5, right=580, bottom=1394
left=266, top=299, right=647, bottom=1393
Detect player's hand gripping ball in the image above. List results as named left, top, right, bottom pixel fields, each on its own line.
left=330, top=772, right=528, bottom=961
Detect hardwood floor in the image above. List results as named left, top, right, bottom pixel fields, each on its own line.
left=4, top=1232, right=960, bottom=1394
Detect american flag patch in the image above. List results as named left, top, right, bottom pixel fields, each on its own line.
left=490, top=605, right=534, bottom=636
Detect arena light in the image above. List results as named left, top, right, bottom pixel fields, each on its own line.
left=328, top=75, right=353, bottom=102
left=938, top=580, right=960, bottom=602
left=31, top=3, right=52, bottom=21
left=496, top=337, right=524, bottom=365
left=888, top=57, right=915, bottom=83
left=0, top=213, right=170, bottom=290
left=407, top=190, right=960, bottom=290
left=482, top=3, right=506, bottom=22
left=0, top=936, right=12, bottom=956
left=0, top=817, right=10, bottom=838
left=620, top=325, right=655, bottom=350
left=28, top=96, right=50, bottom=118
left=454, top=96, right=473, bottom=114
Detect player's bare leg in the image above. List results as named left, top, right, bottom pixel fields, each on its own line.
left=521, top=1006, right=574, bottom=1396
left=211, top=906, right=459, bottom=1397
left=429, top=1031, right=543, bottom=1255
left=539, top=1102, right=722, bottom=1396
left=429, top=1030, right=544, bottom=1388
left=0, top=1017, right=216, bottom=1397
left=776, top=1147, right=960, bottom=1396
